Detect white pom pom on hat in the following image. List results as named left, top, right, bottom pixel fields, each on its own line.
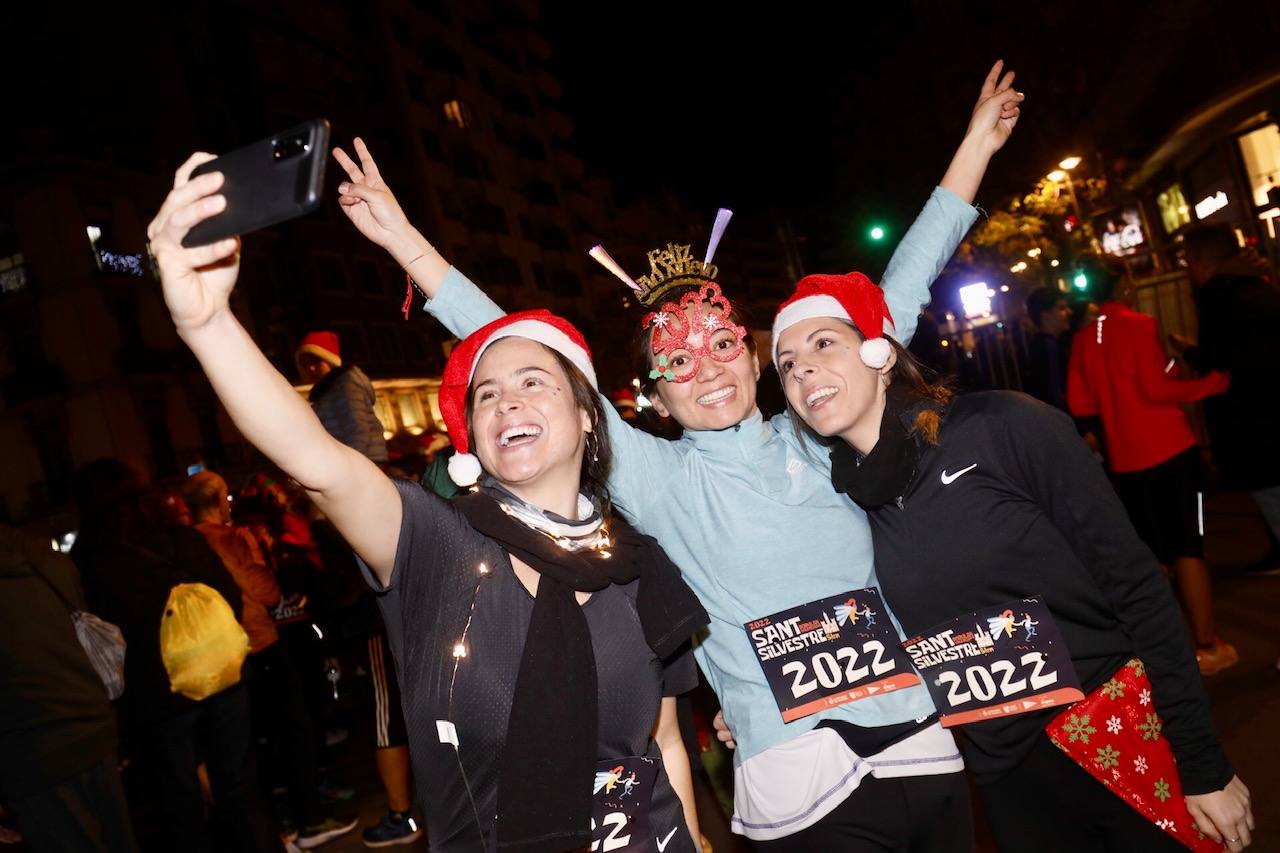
left=438, top=310, right=597, bottom=487
left=859, top=336, right=893, bottom=369
left=446, top=451, right=484, bottom=488
left=771, top=272, right=897, bottom=367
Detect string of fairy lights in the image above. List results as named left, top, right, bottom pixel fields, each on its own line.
left=437, top=516, right=615, bottom=845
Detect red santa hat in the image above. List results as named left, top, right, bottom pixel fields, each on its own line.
left=439, top=310, right=597, bottom=486
left=771, top=272, right=897, bottom=369
left=295, top=331, right=342, bottom=369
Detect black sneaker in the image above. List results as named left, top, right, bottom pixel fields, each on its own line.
left=297, top=815, right=359, bottom=849
left=362, top=811, right=423, bottom=848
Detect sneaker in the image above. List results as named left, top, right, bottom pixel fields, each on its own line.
left=297, top=815, right=359, bottom=849
left=1197, top=639, right=1239, bottom=676
left=362, top=811, right=423, bottom=848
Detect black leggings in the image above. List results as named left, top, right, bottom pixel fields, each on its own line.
left=748, top=771, right=973, bottom=853
left=978, top=733, right=1184, bottom=852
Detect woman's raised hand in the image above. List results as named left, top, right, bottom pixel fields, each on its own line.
left=332, top=137, right=414, bottom=254
left=965, top=59, right=1024, bottom=155
left=147, top=153, right=242, bottom=333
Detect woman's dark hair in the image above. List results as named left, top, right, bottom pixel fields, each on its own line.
left=787, top=323, right=953, bottom=450
left=632, top=286, right=758, bottom=400
left=464, top=342, right=613, bottom=513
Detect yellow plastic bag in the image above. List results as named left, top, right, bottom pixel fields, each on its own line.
left=160, top=583, right=250, bottom=701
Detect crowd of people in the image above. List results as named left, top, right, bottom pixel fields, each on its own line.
left=0, top=56, right=1270, bottom=853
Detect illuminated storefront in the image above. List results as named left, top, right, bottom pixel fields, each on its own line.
left=1126, top=69, right=1280, bottom=274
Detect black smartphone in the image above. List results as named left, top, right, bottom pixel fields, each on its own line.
left=182, top=118, right=331, bottom=248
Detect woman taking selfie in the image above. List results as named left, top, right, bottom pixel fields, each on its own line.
left=147, top=154, right=707, bottom=853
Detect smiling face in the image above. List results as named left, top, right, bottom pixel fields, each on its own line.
left=468, top=337, right=592, bottom=507
left=775, top=317, right=895, bottom=453
left=647, top=310, right=761, bottom=430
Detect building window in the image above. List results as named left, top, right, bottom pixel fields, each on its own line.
left=539, top=225, right=570, bottom=251
left=552, top=271, right=582, bottom=296
left=1156, top=184, right=1191, bottom=233
left=1238, top=123, right=1280, bottom=207
left=504, top=91, right=534, bottom=117
left=469, top=197, right=507, bottom=234
left=405, top=71, right=428, bottom=104
left=525, top=180, right=557, bottom=206
left=0, top=225, right=27, bottom=294
left=420, top=129, right=444, bottom=161
left=0, top=252, right=27, bottom=294
left=444, top=99, right=468, bottom=129
left=516, top=136, right=546, bottom=162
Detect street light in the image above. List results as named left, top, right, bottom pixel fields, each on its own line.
left=1047, top=169, right=1067, bottom=183
left=1059, top=156, right=1082, bottom=170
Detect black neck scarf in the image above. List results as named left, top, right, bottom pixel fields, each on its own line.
left=454, top=481, right=708, bottom=853
left=830, top=385, right=938, bottom=509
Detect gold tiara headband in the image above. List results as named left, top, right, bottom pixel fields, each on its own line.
left=589, top=208, right=733, bottom=308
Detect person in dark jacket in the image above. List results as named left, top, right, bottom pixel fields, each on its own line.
left=1175, top=225, right=1280, bottom=566
left=295, top=330, right=389, bottom=464
left=1022, top=286, right=1072, bottom=410
left=0, top=524, right=139, bottom=852
left=71, top=459, right=283, bottom=853
left=770, top=273, right=1253, bottom=851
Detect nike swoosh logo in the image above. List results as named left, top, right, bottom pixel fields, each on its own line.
left=656, top=827, right=679, bottom=852
left=940, top=463, right=977, bottom=485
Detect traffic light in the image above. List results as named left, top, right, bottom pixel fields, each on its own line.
left=869, top=225, right=886, bottom=241
left=1073, top=271, right=1088, bottom=290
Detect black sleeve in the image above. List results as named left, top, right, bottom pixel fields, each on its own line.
left=1001, top=397, right=1232, bottom=794
left=661, top=640, right=699, bottom=698
left=355, top=479, right=486, bottom=662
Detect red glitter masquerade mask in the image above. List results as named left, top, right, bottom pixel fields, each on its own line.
left=643, top=283, right=747, bottom=383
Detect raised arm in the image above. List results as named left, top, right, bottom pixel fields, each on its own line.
left=333, top=138, right=450, bottom=299
left=881, top=60, right=1023, bottom=345
left=333, top=140, right=684, bottom=523
left=148, top=154, right=401, bottom=583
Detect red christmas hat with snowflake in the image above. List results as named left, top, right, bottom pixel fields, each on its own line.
left=771, top=272, right=897, bottom=369
left=439, top=310, right=597, bottom=486
left=295, top=331, right=342, bottom=370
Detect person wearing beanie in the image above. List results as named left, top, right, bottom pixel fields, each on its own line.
left=770, top=270, right=1253, bottom=851
left=333, top=60, right=1022, bottom=849
left=148, top=171, right=708, bottom=853
left=295, top=330, right=389, bottom=465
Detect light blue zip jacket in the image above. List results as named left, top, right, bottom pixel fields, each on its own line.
left=423, top=187, right=977, bottom=762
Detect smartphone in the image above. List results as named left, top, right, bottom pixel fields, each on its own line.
left=182, top=118, right=331, bottom=247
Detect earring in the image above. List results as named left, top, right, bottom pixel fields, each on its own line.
left=589, top=431, right=599, bottom=463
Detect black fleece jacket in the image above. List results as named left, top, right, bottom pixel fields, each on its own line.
left=831, top=390, right=1232, bottom=795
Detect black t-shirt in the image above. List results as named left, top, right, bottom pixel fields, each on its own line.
left=362, top=480, right=698, bottom=853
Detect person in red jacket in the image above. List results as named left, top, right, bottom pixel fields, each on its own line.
left=1066, top=257, right=1235, bottom=675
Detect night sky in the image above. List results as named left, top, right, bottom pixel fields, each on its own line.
left=5, top=0, right=1274, bottom=274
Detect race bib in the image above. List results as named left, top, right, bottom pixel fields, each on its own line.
left=591, top=756, right=656, bottom=853
left=902, top=596, right=1085, bottom=727
left=746, top=587, right=921, bottom=723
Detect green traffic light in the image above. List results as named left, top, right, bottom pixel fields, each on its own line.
left=1073, top=272, right=1088, bottom=289
left=869, top=226, right=886, bottom=241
